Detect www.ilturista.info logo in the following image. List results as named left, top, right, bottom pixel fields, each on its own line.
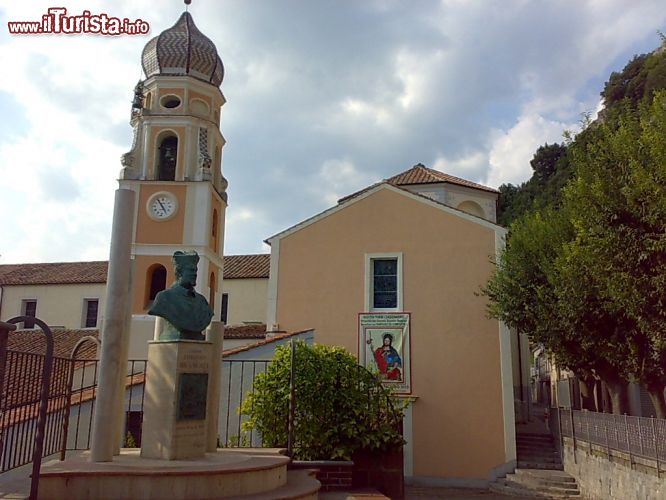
left=7, top=8, right=150, bottom=35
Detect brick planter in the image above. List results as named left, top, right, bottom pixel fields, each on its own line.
left=352, top=446, right=404, bottom=499
left=289, top=460, right=353, bottom=492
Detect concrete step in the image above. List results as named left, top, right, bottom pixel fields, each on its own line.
left=517, top=461, right=564, bottom=471
left=514, top=469, right=576, bottom=483
left=517, top=434, right=554, bottom=441
left=516, top=434, right=554, bottom=444
left=517, top=441, right=557, bottom=450
left=517, top=454, right=562, bottom=463
left=506, top=474, right=580, bottom=495
left=229, top=469, right=321, bottom=499
left=517, top=450, right=560, bottom=459
left=489, top=480, right=551, bottom=498
left=491, top=479, right=579, bottom=498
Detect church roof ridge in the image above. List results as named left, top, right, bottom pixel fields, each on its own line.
left=385, top=163, right=498, bottom=193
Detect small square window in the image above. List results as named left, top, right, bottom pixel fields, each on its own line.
left=21, top=300, right=37, bottom=329
left=83, top=299, right=99, bottom=328
left=373, top=259, right=398, bottom=309
left=366, top=253, right=402, bottom=312
left=220, top=293, right=229, bottom=324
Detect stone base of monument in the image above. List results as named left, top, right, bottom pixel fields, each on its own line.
left=140, top=339, right=213, bottom=460
left=37, top=449, right=321, bottom=499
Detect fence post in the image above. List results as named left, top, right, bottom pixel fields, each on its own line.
left=570, top=409, right=577, bottom=464
left=0, top=322, right=14, bottom=396
left=604, top=416, right=610, bottom=461
left=624, top=414, right=633, bottom=470
left=287, top=340, right=296, bottom=457
left=0, top=321, right=15, bottom=462
left=60, top=357, right=76, bottom=461
left=7, top=316, right=54, bottom=500
left=651, top=417, right=660, bottom=478
left=637, top=416, right=645, bottom=457
left=557, top=407, right=564, bottom=464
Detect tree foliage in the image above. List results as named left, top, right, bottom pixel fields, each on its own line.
left=498, top=38, right=666, bottom=228
left=561, top=93, right=666, bottom=415
left=239, top=342, right=405, bottom=460
left=497, top=143, right=573, bottom=226
left=486, top=90, right=666, bottom=416
left=601, top=41, right=666, bottom=111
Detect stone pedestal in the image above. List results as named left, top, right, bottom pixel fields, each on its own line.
left=140, top=340, right=213, bottom=460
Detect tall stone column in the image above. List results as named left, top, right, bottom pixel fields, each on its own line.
left=205, top=321, right=223, bottom=451
left=91, top=188, right=135, bottom=462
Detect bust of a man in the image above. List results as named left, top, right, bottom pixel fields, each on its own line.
left=148, top=251, right=214, bottom=341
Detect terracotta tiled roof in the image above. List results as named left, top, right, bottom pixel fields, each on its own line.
left=7, top=328, right=99, bottom=360
left=338, top=163, right=498, bottom=204
left=222, top=330, right=311, bottom=357
left=0, top=261, right=108, bottom=286
left=3, top=329, right=99, bottom=412
left=0, top=254, right=271, bottom=286
left=224, top=324, right=267, bottom=339
left=386, top=163, right=498, bottom=193
left=223, top=254, right=270, bottom=279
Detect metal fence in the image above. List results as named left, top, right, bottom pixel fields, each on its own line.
left=0, top=351, right=71, bottom=472
left=220, top=359, right=272, bottom=448
left=2, top=340, right=398, bottom=478
left=61, top=359, right=147, bottom=453
left=554, top=408, right=666, bottom=476
left=0, top=355, right=148, bottom=471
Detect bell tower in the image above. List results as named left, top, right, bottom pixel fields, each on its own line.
left=118, top=10, right=227, bottom=353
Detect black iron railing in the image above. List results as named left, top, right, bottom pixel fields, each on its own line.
left=0, top=355, right=148, bottom=471
left=220, top=359, right=272, bottom=447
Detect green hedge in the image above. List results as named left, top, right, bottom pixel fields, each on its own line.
left=240, top=341, right=405, bottom=460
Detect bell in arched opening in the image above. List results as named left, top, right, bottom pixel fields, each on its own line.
left=157, top=136, right=178, bottom=180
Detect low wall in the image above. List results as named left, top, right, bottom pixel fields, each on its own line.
left=562, top=437, right=665, bottom=500
left=290, top=460, right=353, bottom=492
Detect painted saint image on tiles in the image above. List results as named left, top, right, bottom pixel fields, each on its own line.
left=359, top=313, right=411, bottom=394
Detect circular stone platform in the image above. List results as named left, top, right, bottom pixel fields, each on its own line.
left=38, top=449, right=292, bottom=500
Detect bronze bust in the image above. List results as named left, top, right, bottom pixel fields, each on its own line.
left=148, top=251, right=214, bottom=341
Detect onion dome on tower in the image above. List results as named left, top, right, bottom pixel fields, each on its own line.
left=141, top=11, right=224, bottom=87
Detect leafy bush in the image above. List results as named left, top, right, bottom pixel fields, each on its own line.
left=240, top=341, right=405, bottom=460
left=123, top=431, right=137, bottom=448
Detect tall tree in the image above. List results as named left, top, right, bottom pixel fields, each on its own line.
left=562, top=92, right=666, bottom=416
left=483, top=207, right=629, bottom=413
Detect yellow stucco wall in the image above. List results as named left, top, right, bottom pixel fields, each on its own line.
left=222, top=278, right=268, bottom=326
left=274, top=187, right=507, bottom=480
left=1, top=283, right=106, bottom=329
left=135, top=184, right=187, bottom=245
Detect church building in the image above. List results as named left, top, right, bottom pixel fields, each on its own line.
left=266, top=164, right=518, bottom=485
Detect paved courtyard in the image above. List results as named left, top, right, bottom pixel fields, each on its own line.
left=405, top=486, right=539, bottom=499
left=321, top=486, right=540, bottom=499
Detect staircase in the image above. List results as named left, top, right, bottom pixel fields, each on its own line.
left=490, top=414, right=581, bottom=498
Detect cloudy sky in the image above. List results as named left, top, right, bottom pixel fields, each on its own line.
left=0, top=0, right=664, bottom=264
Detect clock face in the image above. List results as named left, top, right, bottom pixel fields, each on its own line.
left=147, top=192, right=177, bottom=220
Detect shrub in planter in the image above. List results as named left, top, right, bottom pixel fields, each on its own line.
left=240, top=341, right=404, bottom=460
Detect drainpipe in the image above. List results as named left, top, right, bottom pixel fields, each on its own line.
left=0, top=285, right=4, bottom=321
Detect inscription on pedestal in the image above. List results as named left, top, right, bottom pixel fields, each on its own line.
left=178, top=348, right=210, bottom=371
left=178, top=373, right=208, bottom=420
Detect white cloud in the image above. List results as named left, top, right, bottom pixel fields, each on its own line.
left=432, top=151, right=488, bottom=182
left=485, top=113, right=574, bottom=188
left=0, top=0, right=665, bottom=262
left=311, top=159, right=377, bottom=206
